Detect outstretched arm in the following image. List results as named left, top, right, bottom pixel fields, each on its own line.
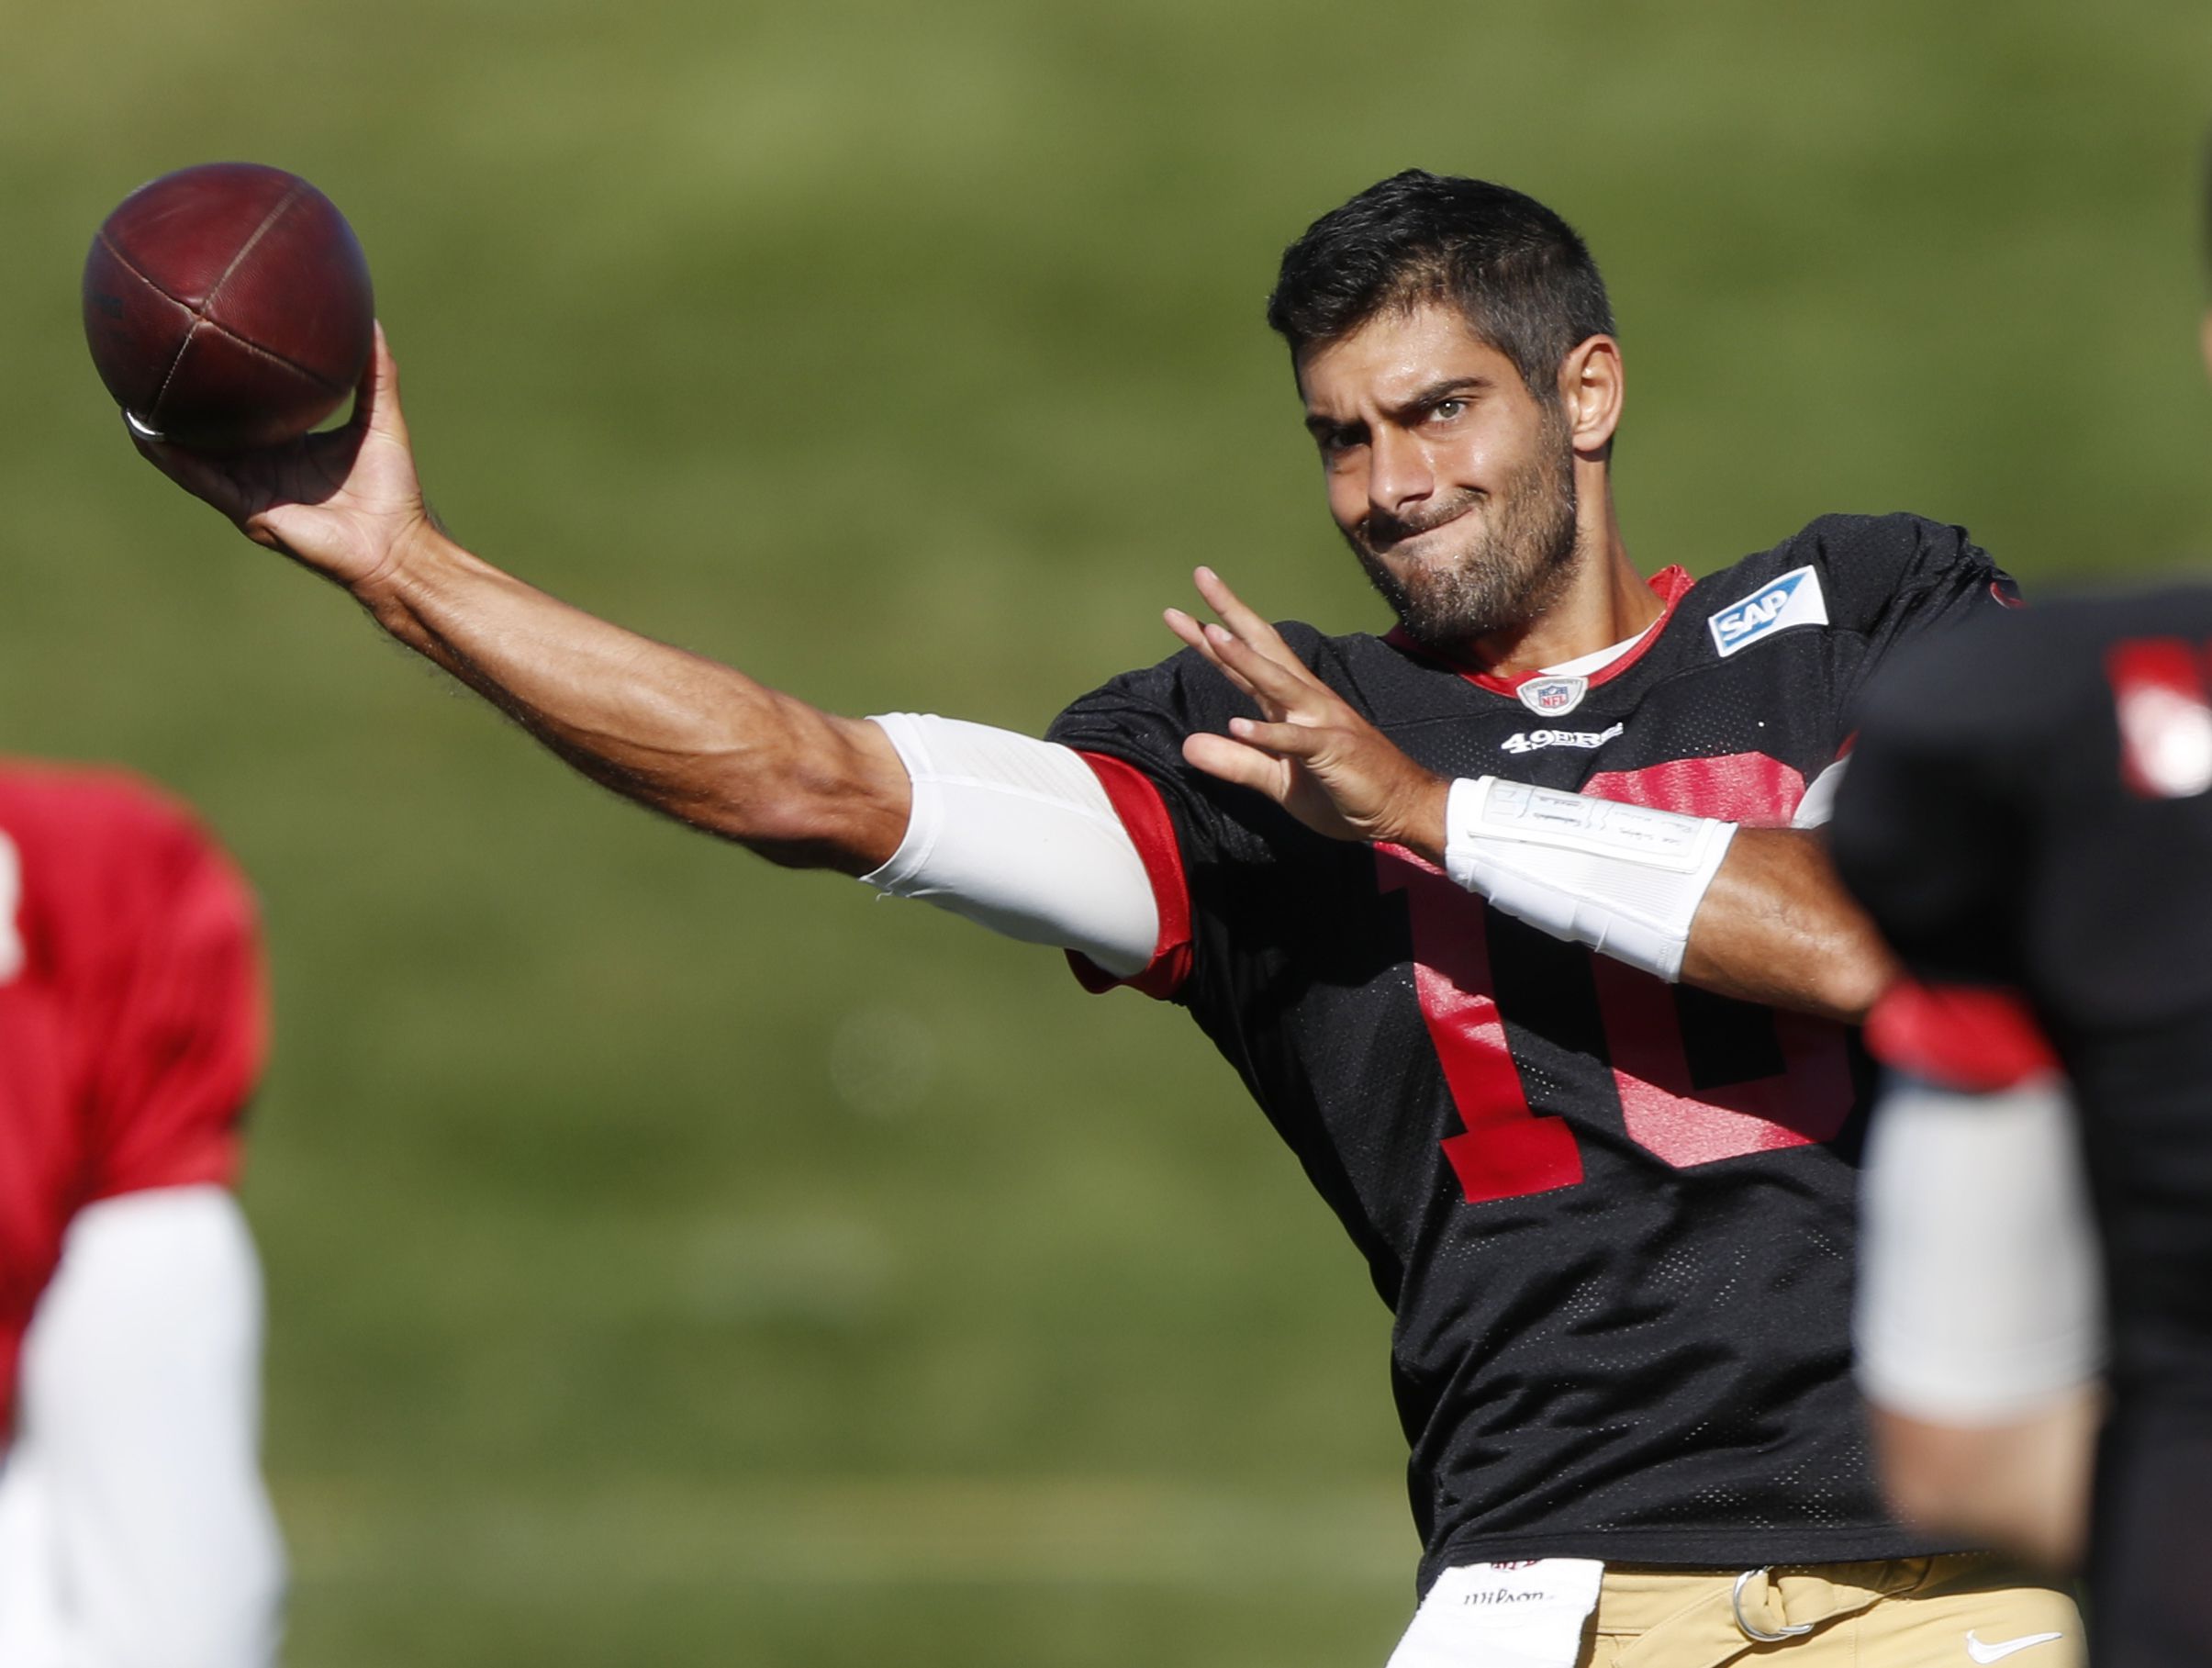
left=1167, top=567, right=1895, bottom=1024
left=132, top=328, right=909, bottom=874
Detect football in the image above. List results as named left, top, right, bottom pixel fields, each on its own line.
left=82, top=162, right=374, bottom=452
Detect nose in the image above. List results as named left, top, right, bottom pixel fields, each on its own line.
left=1367, top=427, right=1435, bottom=521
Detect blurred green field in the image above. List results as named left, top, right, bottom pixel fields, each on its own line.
left=4, top=2, right=2211, bottom=1662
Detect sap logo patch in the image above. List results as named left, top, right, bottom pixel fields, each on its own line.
left=1707, top=565, right=1828, bottom=658
left=1515, top=675, right=1589, bottom=717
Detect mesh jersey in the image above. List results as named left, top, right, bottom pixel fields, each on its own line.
left=1831, top=586, right=2212, bottom=1668
left=1047, top=513, right=2012, bottom=1584
left=0, top=766, right=266, bottom=1435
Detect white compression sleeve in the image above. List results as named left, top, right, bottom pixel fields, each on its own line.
left=861, top=713, right=1159, bottom=978
left=0, top=1187, right=284, bottom=1668
left=1856, top=1073, right=2105, bottom=1424
left=1443, top=776, right=1737, bottom=981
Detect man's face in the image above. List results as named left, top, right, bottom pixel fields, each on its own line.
left=1297, top=301, right=1580, bottom=651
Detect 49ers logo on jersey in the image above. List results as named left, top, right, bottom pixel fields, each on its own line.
left=1501, top=722, right=1625, bottom=755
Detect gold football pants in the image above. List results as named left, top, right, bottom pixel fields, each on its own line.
left=1588, top=1557, right=2081, bottom=1668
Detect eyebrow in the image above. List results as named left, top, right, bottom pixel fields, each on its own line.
left=1302, top=375, right=1494, bottom=438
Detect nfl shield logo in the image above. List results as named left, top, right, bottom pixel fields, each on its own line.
left=1517, top=675, right=1588, bottom=717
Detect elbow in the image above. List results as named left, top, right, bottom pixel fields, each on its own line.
left=1819, top=949, right=1895, bottom=1026
left=686, top=713, right=910, bottom=876
left=720, top=768, right=908, bottom=875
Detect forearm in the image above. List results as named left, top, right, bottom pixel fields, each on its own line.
left=359, top=525, right=909, bottom=872
left=1419, top=777, right=1887, bottom=1022
left=135, top=333, right=910, bottom=868
left=1678, top=828, right=1896, bottom=1022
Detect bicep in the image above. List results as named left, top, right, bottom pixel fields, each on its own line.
left=14, top=1185, right=283, bottom=1668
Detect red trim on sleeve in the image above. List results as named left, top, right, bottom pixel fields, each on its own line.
left=1067, top=753, right=1194, bottom=1000
left=1863, top=978, right=2061, bottom=1091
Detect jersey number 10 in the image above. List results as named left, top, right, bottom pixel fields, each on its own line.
left=1378, top=792, right=1854, bottom=1205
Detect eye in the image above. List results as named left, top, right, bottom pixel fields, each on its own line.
left=1428, top=397, right=1468, bottom=422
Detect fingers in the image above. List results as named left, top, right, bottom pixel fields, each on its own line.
left=1225, top=714, right=1331, bottom=759
left=1180, top=732, right=1292, bottom=799
left=1181, top=567, right=1333, bottom=699
left=1191, top=565, right=1293, bottom=659
left=1164, top=606, right=1266, bottom=704
left=1199, top=617, right=1339, bottom=719
left=125, top=415, right=250, bottom=520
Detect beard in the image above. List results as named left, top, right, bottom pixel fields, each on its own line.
left=1348, top=417, right=1581, bottom=652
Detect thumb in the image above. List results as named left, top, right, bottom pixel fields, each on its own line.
left=354, top=322, right=410, bottom=449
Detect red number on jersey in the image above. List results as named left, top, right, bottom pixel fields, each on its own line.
left=1380, top=752, right=1856, bottom=1202
left=1377, top=853, right=1584, bottom=1203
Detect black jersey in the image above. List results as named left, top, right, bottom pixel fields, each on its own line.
left=1047, top=512, right=2012, bottom=1587
left=1832, top=585, right=2212, bottom=1668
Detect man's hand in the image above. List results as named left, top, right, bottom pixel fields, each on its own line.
left=128, top=323, right=432, bottom=603
left=1167, top=566, right=1448, bottom=856
left=1170, top=567, right=1894, bottom=1020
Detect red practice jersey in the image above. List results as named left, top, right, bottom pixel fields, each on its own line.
left=0, top=766, right=267, bottom=1433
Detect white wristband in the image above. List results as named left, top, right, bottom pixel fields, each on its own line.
left=1442, top=776, right=1737, bottom=981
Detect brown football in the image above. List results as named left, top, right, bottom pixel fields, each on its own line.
left=83, top=162, right=374, bottom=452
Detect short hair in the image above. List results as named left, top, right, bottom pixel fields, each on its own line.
left=1266, top=170, right=1616, bottom=402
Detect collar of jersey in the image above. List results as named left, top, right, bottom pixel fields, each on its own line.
left=1383, top=565, right=1695, bottom=695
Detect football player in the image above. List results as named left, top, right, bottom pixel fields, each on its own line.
left=135, top=170, right=2070, bottom=1664
left=1831, top=148, right=2212, bottom=1668
left=0, top=767, right=283, bottom=1666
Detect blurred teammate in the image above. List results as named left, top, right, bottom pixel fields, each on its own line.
left=137, top=170, right=2068, bottom=1664
left=0, top=767, right=282, bottom=1667
left=1831, top=153, right=2212, bottom=1668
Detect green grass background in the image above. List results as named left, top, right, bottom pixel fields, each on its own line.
left=4, top=3, right=2210, bottom=1662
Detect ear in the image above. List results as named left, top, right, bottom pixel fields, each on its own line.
left=1557, top=335, right=1623, bottom=456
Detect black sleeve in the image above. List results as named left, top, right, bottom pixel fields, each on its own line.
left=1793, top=513, right=2021, bottom=711
left=1046, top=645, right=1248, bottom=867
left=1047, top=632, right=1342, bottom=1006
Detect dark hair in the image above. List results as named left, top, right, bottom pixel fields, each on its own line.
left=1266, top=170, right=1616, bottom=402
